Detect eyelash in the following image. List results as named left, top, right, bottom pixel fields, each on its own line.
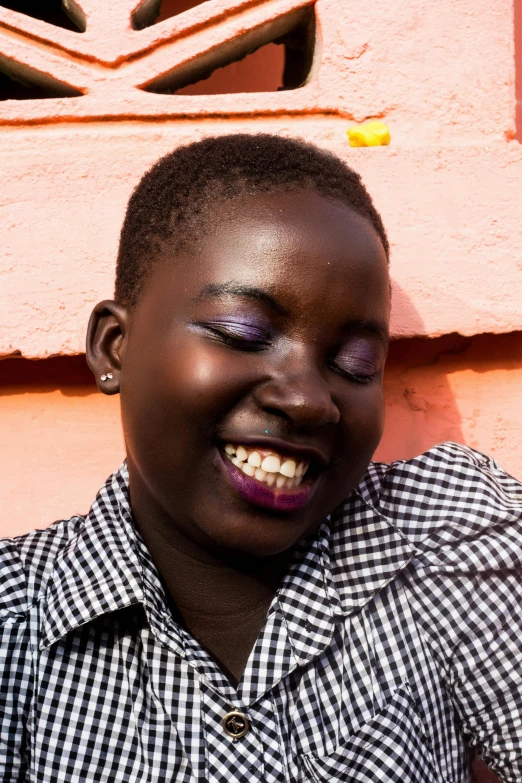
left=328, top=361, right=377, bottom=385
left=205, top=325, right=270, bottom=351
left=202, top=325, right=378, bottom=383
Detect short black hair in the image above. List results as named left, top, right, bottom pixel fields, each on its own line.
left=115, top=133, right=389, bottom=306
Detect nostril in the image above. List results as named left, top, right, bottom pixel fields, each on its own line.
left=262, top=406, right=294, bottom=422
left=255, top=382, right=340, bottom=429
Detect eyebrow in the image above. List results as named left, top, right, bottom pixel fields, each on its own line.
left=192, top=282, right=389, bottom=345
left=191, top=282, right=287, bottom=316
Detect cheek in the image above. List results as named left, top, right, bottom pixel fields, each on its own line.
left=337, top=381, right=386, bottom=446
left=164, top=345, right=256, bottom=418
left=327, top=384, right=385, bottom=496
left=122, top=336, right=257, bottom=434
left=180, top=351, right=247, bottom=406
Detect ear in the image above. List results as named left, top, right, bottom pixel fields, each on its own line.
left=86, top=300, right=130, bottom=395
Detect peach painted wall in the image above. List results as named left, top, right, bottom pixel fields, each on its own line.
left=0, top=0, right=521, bottom=540
left=2, top=332, right=521, bottom=540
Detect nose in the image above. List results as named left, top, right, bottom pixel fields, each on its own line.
left=253, top=349, right=341, bottom=429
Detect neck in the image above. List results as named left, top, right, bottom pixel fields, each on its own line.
left=136, top=512, right=291, bottom=618
left=128, top=472, right=293, bottom=684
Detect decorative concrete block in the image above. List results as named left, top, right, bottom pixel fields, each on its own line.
left=0, top=0, right=520, bottom=356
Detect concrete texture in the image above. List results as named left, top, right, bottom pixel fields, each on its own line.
left=0, top=8, right=518, bottom=774
left=0, top=3, right=520, bottom=545
left=0, top=0, right=520, bottom=356
left=0, top=0, right=515, bottom=135
left=1, top=128, right=522, bottom=358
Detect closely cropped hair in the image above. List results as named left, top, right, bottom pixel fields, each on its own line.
left=115, top=134, right=389, bottom=306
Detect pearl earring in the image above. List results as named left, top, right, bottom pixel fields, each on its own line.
left=100, top=372, right=113, bottom=382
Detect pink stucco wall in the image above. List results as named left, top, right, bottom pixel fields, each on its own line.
left=1, top=0, right=521, bottom=527
left=1, top=6, right=519, bottom=779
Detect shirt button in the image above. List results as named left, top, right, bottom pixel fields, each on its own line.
left=222, top=710, right=250, bottom=739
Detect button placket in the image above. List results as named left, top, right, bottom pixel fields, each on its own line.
left=222, top=710, right=250, bottom=739
left=202, top=685, right=265, bottom=783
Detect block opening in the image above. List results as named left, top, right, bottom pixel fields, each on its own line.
left=0, top=55, right=83, bottom=100
left=0, top=0, right=85, bottom=32
left=142, top=5, right=316, bottom=95
left=132, top=0, right=206, bottom=29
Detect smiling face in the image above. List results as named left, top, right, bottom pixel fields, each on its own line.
left=98, top=189, right=390, bottom=557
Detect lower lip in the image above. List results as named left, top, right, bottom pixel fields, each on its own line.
left=219, top=451, right=316, bottom=512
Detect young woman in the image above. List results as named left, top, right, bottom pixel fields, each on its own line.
left=1, top=134, right=521, bottom=782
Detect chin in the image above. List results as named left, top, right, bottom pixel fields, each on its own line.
left=207, top=512, right=317, bottom=559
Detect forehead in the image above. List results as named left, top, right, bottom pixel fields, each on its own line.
left=142, top=189, right=390, bottom=325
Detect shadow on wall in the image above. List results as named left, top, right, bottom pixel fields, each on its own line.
left=375, top=281, right=466, bottom=462
left=377, top=285, right=499, bottom=783
left=377, top=286, right=522, bottom=481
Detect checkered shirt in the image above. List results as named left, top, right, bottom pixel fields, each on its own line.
left=1, top=442, right=522, bottom=782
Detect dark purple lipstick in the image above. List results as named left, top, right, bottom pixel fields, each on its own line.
left=219, top=451, right=316, bottom=512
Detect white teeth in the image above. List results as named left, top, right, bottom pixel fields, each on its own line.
left=280, top=459, right=296, bottom=478
left=248, top=451, right=262, bottom=468
left=261, top=455, right=281, bottom=474
left=224, top=444, right=310, bottom=490
left=236, top=446, right=248, bottom=463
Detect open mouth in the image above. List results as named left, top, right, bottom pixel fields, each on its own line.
left=223, top=443, right=310, bottom=489
left=219, top=442, right=318, bottom=512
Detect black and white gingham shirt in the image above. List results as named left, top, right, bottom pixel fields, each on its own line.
left=2, top=443, right=522, bottom=782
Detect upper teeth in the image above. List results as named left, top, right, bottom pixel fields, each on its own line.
left=223, top=444, right=309, bottom=490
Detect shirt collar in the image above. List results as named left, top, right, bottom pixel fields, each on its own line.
left=40, top=463, right=144, bottom=651
left=40, top=463, right=415, bottom=652
left=328, top=487, right=415, bottom=614
left=274, top=491, right=414, bottom=666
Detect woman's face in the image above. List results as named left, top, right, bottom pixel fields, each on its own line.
left=114, top=189, right=390, bottom=557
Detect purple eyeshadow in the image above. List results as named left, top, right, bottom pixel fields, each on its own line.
left=207, top=318, right=270, bottom=342
left=336, top=341, right=381, bottom=374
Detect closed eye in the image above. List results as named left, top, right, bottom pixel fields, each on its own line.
left=329, top=363, right=378, bottom=384
left=199, top=322, right=271, bottom=350
left=329, top=353, right=380, bottom=385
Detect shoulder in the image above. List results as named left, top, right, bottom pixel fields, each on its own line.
left=360, top=442, right=522, bottom=548
left=358, top=443, right=522, bottom=648
left=0, top=516, right=86, bottom=620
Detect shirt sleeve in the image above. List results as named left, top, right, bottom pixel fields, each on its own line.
left=448, top=570, right=522, bottom=782
left=405, top=567, right=522, bottom=782
left=391, top=446, right=522, bottom=782
left=0, top=540, right=33, bottom=782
